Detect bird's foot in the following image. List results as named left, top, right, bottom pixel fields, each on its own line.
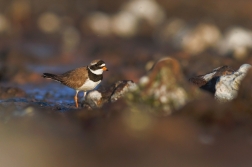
left=74, top=95, right=79, bottom=108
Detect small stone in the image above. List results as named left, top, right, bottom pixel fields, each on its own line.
left=85, top=90, right=103, bottom=108
left=84, top=80, right=136, bottom=109
left=110, top=80, right=137, bottom=102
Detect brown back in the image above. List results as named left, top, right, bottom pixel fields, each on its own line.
left=57, top=67, right=89, bottom=89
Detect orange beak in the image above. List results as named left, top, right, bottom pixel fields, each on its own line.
left=102, top=66, right=108, bottom=71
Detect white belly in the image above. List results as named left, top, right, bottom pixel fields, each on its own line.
left=77, top=79, right=101, bottom=91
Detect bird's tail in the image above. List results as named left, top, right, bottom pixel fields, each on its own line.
left=42, top=73, right=61, bottom=82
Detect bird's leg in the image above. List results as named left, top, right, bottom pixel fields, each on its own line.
left=80, top=92, right=87, bottom=107
left=80, top=91, right=87, bottom=102
left=83, top=91, right=87, bottom=101
left=74, top=90, right=79, bottom=108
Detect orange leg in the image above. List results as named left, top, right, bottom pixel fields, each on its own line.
left=74, top=91, right=79, bottom=108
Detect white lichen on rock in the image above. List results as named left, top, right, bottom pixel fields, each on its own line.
left=84, top=80, right=137, bottom=109
left=215, top=64, right=251, bottom=102
left=139, top=76, right=149, bottom=86
left=127, top=57, right=201, bottom=115
left=110, top=80, right=137, bottom=102
left=85, top=90, right=103, bottom=108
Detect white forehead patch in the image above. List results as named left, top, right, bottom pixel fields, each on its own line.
left=100, top=63, right=105, bottom=67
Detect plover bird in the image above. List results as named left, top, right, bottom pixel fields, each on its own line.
left=189, top=65, right=234, bottom=93
left=215, top=64, right=251, bottom=102
left=42, top=59, right=108, bottom=108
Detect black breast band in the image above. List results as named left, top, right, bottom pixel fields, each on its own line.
left=87, top=67, right=103, bottom=82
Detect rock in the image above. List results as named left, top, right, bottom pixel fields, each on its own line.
left=178, top=65, right=252, bottom=127
left=189, top=64, right=252, bottom=102
left=189, top=65, right=234, bottom=94
left=215, top=64, right=251, bottom=102
left=87, top=12, right=111, bottom=36
left=84, top=90, right=103, bottom=109
left=181, top=23, right=221, bottom=55
left=179, top=65, right=252, bottom=128
left=127, top=57, right=202, bottom=115
left=122, top=0, right=166, bottom=27
left=110, top=80, right=136, bottom=102
left=111, top=11, right=138, bottom=38
left=217, top=27, right=252, bottom=59
left=156, top=22, right=221, bottom=55
left=235, top=68, right=252, bottom=102
left=84, top=80, right=136, bottom=108
left=155, top=18, right=186, bottom=44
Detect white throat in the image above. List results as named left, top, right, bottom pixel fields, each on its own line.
left=88, top=67, right=104, bottom=75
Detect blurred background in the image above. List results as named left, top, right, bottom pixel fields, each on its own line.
left=1, top=0, right=252, bottom=85
left=1, top=0, right=252, bottom=167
